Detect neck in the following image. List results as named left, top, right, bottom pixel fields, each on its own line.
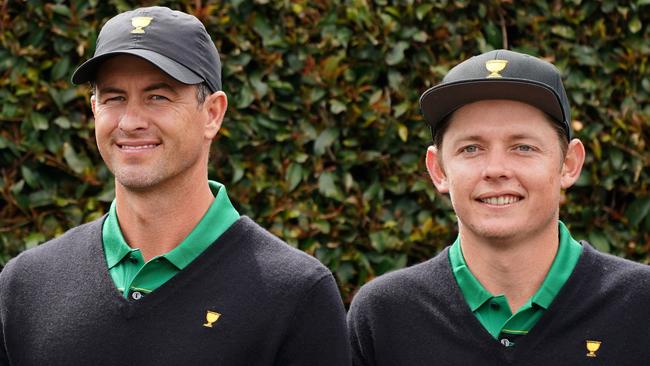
left=459, top=222, right=559, bottom=313
left=114, top=171, right=214, bottom=262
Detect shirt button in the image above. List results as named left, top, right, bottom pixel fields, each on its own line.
left=128, top=255, right=138, bottom=263
left=131, top=291, right=143, bottom=300
left=490, top=302, right=500, bottom=310
left=501, top=338, right=512, bottom=347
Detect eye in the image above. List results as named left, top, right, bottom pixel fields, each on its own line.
left=461, top=145, right=478, bottom=153
left=102, top=96, right=125, bottom=104
left=150, top=94, right=170, bottom=101
left=515, top=145, right=533, bottom=152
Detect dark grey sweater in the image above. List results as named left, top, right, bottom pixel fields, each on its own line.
left=0, top=216, right=351, bottom=366
left=348, top=243, right=650, bottom=365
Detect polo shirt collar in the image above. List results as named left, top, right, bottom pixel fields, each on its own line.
left=102, top=180, right=240, bottom=270
left=449, top=236, right=493, bottom=311
left=448, top=221, right=583, bottom=312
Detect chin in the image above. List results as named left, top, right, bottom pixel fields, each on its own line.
left=461, top=220, right=524, bottom=243
left=114, top=169, right=166, bottom=191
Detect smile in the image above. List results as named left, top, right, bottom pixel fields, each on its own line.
left=118, top=144, right=159, bottom=150
left=479, top=195, right=521, bottom=206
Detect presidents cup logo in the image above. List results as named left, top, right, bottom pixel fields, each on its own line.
left=485, top=59, right=508, bottom=78
left=585, top=340, right=601, bottom=357
left=203, top=310, right=221, bottom=328
left=131, top=17, right=153, bottom=34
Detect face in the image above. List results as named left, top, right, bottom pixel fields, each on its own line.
left=426, top=100, right=584, bottom=244
left=91, top=55, right=226, bottom=191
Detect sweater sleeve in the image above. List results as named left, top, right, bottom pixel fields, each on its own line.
left=273, top=273, right=351, bottom=366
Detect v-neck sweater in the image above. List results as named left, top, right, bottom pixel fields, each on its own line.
left=0, top=216, right=351, bottom=366
left=347, top=243, right=650, bottom=365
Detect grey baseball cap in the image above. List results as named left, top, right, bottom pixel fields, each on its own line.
left=71, top=6, right=221, bottom=92
left=419, top=49, right=572, bottom=141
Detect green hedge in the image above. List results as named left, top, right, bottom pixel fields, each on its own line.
left=1, top=0, right=649, bottom=304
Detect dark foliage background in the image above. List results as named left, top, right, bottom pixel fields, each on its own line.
left=1, top=0, right=649, bottom=304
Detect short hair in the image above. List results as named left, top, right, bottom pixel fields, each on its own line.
left=195, top=82, right=211, bottom=106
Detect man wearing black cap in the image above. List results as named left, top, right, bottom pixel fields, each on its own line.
left=0, top=7, right=350, bottom=365
left=347, top=50, right=650, bottom=365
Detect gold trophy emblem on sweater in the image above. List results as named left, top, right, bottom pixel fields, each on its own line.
left=585, top=340, right=601, bottom=357
left=203, top=310, right=221, bottom=328
left=131, top=17, right=153, bottom=34
left=485, top=60, right=508, bottom=78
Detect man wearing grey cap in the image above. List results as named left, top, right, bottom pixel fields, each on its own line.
left=347, top=50, right=650, bottom=365
left=0, top=6, right=350, bottom=365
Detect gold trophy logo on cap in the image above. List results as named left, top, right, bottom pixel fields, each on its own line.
left=485, top=59, right=508, bottom=78
left=131, top=17, right=153, bottom=34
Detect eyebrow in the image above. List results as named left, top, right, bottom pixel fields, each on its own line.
left=451, top=133, right=541, bottom=145
left=143, top=82, right=178, bottom=94
left=97, top=82, right=178, bottom=96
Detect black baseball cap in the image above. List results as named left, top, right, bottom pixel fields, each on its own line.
left=71, top=6, right=221, bottom=92
left=419, top=49, right=572, bottom=141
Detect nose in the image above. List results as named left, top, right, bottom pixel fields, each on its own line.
left=481, top=150, right=513, bottom=181
left=118, top=101, right=148, bottom=132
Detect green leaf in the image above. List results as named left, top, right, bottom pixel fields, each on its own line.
left=397, top=123, right=408, bottom=142
left=54, top=116, right=71, bottom=129
left=236, top=84, right=255, bottom=109
left=21, top=166, right=39, bottom=188
left=329, top=100, right=347, bottom=114
left=628, top=17, right=642, bottom=33
left=63, top=143, right=88, bottom=174
left=318, top=172, right=342, bottom=199
left=386, top=41, right=409, bottom=66
left=286, top=163, right=302, bottom=191
left=314, top=128, right=339, bottom=156
left=626, top=197, right=650, bottom=226
left=51, top=4, right=71, bottom=17
left=51, top=56, right=70, bottom=79
left=31, top=113, right=49, bottom=130
left=415, top=4, right=434, bottom=20
left=588, top=231, right=610, bottom=253
left=550, top=25, right=575, bottom=39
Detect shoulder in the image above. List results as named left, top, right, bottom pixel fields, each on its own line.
left=579, top=242, right=650, bottom=292
left=350, top=248, right=452, bottom=312
left=1, top=218, right=104, bottom=282
left=220, top=216, right=334, bottom=285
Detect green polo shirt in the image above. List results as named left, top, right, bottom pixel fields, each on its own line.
left=102, top=180, right=240, bottom=300
left=449, top=221, right=582, bottom=346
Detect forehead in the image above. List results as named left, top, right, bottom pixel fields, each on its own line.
left=442, top=99, right=558, bottom=143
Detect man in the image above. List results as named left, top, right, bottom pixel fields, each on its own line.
left=347, top=49, right=650, bottom=365
left=0, top=7, right=350, bottom=365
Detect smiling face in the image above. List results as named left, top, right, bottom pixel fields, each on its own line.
left=91, top=55, right=226, bottom=192
left=426, top=99, right=584, bottom=245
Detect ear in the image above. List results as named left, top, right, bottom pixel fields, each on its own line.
left=560, top=138, right=586, bottom=189
left=425, top=145, right=449, bottom=193
left=203, top=91, right=228, bottom=140
left=90, top=95, right=97, bottom=116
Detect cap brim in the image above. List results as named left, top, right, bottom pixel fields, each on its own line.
left=419, top=79, right=565, bottom=128
left=71, top=49, right=203, bottom=85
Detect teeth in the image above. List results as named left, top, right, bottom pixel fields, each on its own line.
left=120, top=144, right=157, bottom=150
left=481, top=195, right=520, bottom=205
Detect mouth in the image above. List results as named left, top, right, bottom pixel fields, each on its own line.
left=118, top=144, right=159, bottom=150
left=116, top=142, right=161, bottom=151
left=477, top=194, right=522, bottom=206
